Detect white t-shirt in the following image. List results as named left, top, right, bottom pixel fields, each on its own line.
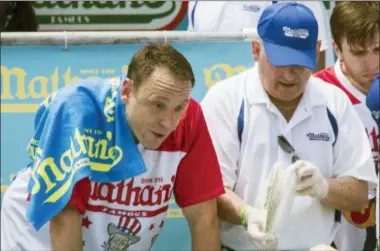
left=188, top=1, right=331, bottom=51
left=1, top=97, right=224, bottom=250
left=201, top=66, right=377, bottom=250
left=315, top=62, right=379, bottom=250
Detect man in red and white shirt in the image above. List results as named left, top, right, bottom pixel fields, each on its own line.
left=1, top=43, right=225, bottom=251
left=315, top=2, right=379, bottom=250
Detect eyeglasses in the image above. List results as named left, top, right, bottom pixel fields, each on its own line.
left=278, top=135, right=300, bottom=163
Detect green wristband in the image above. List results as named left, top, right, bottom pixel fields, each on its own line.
left=240, top=205, right=248, bottom=230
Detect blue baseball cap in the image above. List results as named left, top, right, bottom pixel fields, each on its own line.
left=258, top=2, right=319, bottom=71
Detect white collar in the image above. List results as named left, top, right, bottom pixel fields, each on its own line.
left=334, top=61, right=366, bottom=103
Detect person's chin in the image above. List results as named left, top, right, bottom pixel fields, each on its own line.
left=270, top=88, right=301, bottom=101
left=284, top=89, right=304, bottom=101
left=276, top=93, right=301, bottom=102
left=142, top=138, right=166, bottom=150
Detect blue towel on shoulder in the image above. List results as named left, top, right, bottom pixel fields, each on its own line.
left=26, top=77, right=146, bottom=230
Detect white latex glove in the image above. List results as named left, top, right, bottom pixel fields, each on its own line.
left=292, top=160, right=329, bottom=199
left=243, top=205, right=278, bottom=250
left=309, top=244, right=337, bottom=251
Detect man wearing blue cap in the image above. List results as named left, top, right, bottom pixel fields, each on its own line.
left=187, top=1, right=333, bottom=71
left=201, top=2, right=377, bottom=250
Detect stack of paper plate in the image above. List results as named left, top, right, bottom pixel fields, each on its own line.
left=264, top=162, right=298, bottom=237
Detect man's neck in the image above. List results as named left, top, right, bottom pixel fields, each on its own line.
left=269, top=94, right=302, bottom=122
left=269, top=94, right=302, bottom=109
left=340, top=61, right=369, bottom=95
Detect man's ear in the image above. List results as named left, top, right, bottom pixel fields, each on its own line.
left=252, top=40, right=262, bottom=61
left=316, top=40, right=322, bottom=61
left=121, top=78, right=133, bottom=104
left=332, top=40, right=342, bottom=61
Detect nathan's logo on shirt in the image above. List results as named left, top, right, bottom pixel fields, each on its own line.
left=306, top=132, right=330, bottom=142
left=89, top=176, right=175, bottom=213
left=283, top=26, right=309, bottom=39
left=243, top=4, right=260, bottom=12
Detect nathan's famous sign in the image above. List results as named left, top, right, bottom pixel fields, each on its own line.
left=33, top=1, right=187, bottom=31
left=0, top=63, right=247, bottom=113
left=0, top=65, right=128, bottom=113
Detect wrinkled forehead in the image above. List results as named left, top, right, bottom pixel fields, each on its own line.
left=147, top=67, right=181, bottom=86
left=137, top=68, right=192, bottom=95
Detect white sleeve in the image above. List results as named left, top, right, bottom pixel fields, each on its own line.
left=186, top=1, right=226, bottom=32
left=301, top=1, right=332, bottom=51
left=187, top=1, right=195, bottom=31
left=200, top=84, right=241, bottom=189
left=332, top=94, right=377, bottom=190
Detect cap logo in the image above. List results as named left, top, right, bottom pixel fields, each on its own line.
left=282, top=26, right=309, bottom=39
left=243, top=4, right=260, bottom=12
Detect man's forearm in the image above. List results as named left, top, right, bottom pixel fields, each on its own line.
left=50, top=205, right=83, bottom=251
left=217, top=187, right=245, bottom=225
left=321, top=177, right=368, bottom=211
left=191, top=214, right=221, bottom=251
left=184, top=198, right=221, bottom=251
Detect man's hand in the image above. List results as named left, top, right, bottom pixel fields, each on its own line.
left=182, top=198, right=221, bottom=251
left=243, top=205, right=277, bottom=250
left=217, top=188, right=277, bottom=249
left=293, top=160, right=329, bottom=199
left=309, top=244, right=336, bottom=251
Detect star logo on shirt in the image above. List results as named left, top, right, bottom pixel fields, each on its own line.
left=149, top=223, right=155, bottom=231
left=159, top=220, right=164, bottom=228
left=81, top=216, right=92, bottom=229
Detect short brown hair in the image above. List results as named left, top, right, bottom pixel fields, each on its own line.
left=127, top=43, right=195, bottom=89
left=330, top=2, right=379, bottom=50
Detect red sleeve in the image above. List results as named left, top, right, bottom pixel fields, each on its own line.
left=27, top=177, right=91, bottom=214
left=173, top=101, right=225, bottom=208
left=67, top=177, right=91, bottom=214
left=314, top=67, right=333, bottom=82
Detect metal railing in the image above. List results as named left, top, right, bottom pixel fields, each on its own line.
left=0, top=30, right=259, bottom=46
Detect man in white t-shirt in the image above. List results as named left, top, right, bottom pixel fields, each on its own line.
left=315, top=3, right=380, bottom=250
left=1, top=43, right=225, bottom=250
left=188, top=1, right=332, bottom=70
left=201, top=3, right=377, bottom=250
